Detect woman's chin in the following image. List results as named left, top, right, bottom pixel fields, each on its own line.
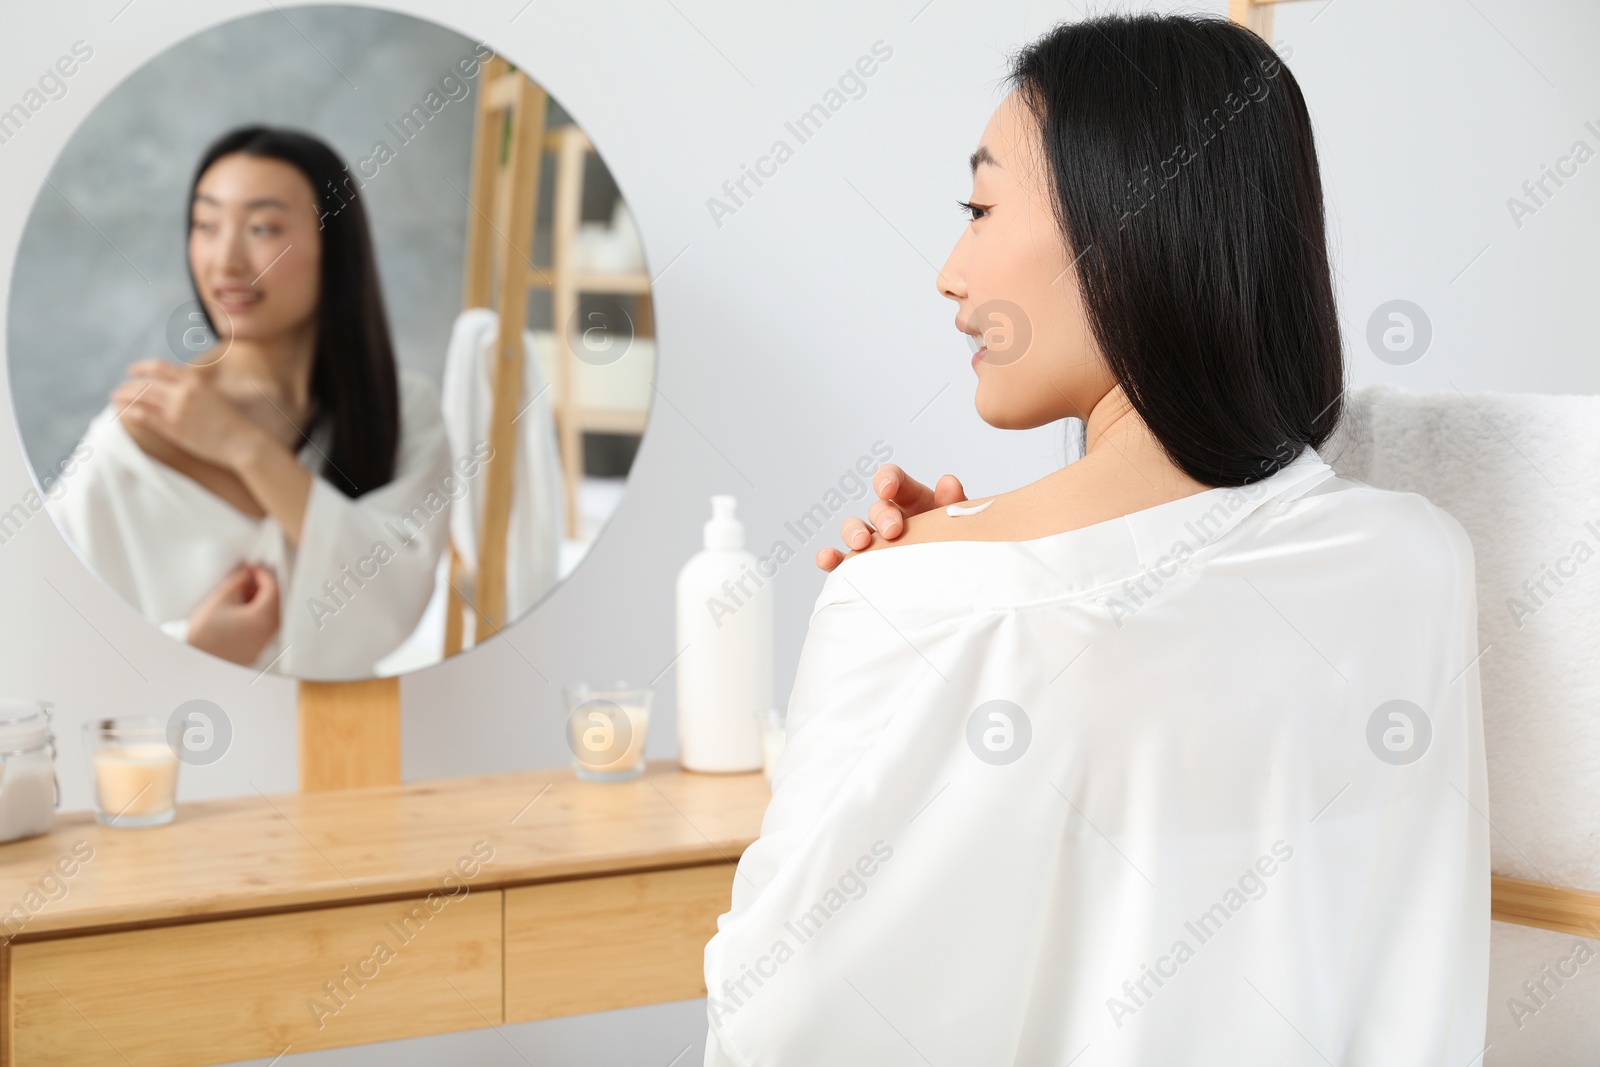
left=974, top=393, right=1048, bottom=431
left=217, top=323, right=282, bottom=345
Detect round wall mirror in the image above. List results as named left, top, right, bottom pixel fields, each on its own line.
left=5, top=4, right=656, bottom=682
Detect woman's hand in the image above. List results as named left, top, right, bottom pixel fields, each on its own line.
left=815, top=464, right=967, bottom=572
left=187, top=563, right=281, bottom=666
left=115, top=360, right=315, bottom=544
left=113, top=360, right=271, bottom=472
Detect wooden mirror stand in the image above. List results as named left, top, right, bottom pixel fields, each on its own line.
left=297, top=678, right=401, bottom=791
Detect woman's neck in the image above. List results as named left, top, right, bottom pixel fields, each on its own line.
left=205, top=321, right=318, bottom=448
left=1076, top=384, right=1207, bottom=500
left=1082, top=386, right=1141, bottom=454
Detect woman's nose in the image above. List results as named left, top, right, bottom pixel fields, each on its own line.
left=936, top=236, right=967, bottom=304
left=220, top=224, right=253, bottom=276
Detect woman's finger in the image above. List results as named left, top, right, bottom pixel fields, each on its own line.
left=837, top=514, right=874, bottom=549
left=212, top=565, right=256, bottom=603
left=126, top=359, right=184, bottom=381
left=867, top=499, right=905, bottom=538
left=247, top=566, right=281, bottom=614
left=111, top=385, right=151, bottom=419
left=113, top=382, right=175, bottom=428
left=113, top=377, right=169, bottom=407
left=872, top=463, right=914, bottom=502
left=815, top=546, right=843, bottom=572
left=872, top=463, right=946, bottom=514
left=931, top=473, right=968, bottom=506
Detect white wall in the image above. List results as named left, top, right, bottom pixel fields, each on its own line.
left=2, top=1, right=1595, bottom=1063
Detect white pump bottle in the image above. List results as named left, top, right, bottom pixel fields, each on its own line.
left=675, top=495, right=770, bottom=772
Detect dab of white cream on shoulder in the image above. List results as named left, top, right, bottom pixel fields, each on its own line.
left=945, top=498, right=996, bottom=516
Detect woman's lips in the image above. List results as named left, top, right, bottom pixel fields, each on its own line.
left=212, top=289, right=262, bottom=313
left=971, top=345, right=988, bottom=368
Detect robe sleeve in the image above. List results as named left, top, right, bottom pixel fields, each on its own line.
left=276, top=371, right=454, bottom=680
left=44, top=418, right=146, bottom=610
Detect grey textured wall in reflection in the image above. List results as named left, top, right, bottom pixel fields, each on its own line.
left=7, top=5, right=602, bottom=482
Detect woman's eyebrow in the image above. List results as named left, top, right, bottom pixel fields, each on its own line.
left=193, top=193, right=290, bottom=210
left=969, top=144, right=1000, bottom=174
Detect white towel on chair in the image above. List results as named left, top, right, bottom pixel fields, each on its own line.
left=1323, top=383, right=1600, bottom=889
left=440, top=308, right=565, bottom=624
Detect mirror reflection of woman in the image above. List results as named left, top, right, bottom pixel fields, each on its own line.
left=49, top=126, right=453, bottom=679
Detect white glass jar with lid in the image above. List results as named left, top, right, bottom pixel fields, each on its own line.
left=0, top=699, right=58, bottom=843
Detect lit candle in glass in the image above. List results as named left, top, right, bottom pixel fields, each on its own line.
left=563, top=684, right=652, bottom=781
left=82, top=717, right=178, bottom=827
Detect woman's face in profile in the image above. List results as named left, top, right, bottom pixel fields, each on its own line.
left=188, top=153, right=322, bottom=346
left=939, top=89, right=1112, bottom=430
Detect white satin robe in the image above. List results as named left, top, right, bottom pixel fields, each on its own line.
left=703, top=446, right=1489, bottom=1066
left=46, top=368, right=453, bottom=680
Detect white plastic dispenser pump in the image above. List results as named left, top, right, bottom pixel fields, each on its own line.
left=675, top=495, right=771, bottom=772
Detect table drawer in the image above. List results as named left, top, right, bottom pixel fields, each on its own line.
left=505, top=863, right=734, bottom=1022
left=8, top=890, right=502, bottom=1066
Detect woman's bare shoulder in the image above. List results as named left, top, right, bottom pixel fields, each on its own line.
left=841, top=453, right=1210, bottom=560
left=845, top=482, right=1045, bottom=559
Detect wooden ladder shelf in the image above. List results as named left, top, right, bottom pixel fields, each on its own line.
left=444, top=58, right=651, bottom=658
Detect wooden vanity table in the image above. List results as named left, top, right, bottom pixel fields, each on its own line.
left=0, top=761, right=770, bottom=1066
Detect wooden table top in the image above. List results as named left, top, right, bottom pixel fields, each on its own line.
left=0, top=761, right=770, bottom=939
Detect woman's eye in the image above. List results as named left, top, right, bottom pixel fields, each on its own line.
left=192, top=221, right=216, bottom=233
left=956, top=199, right=989, bottom=222
left=251, top=225, right=279, bottom=236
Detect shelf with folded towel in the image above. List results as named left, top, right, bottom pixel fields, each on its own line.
left=1491, top=876, right=1600, bottom=939
left=446, top=57, right=657, bottom=660
left=1323, top=382, right=1600, bottom=951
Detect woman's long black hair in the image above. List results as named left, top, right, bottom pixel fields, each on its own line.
left=187, top=125, right=400, bottom=498
left=1008, top=14, right=1343, bottom=487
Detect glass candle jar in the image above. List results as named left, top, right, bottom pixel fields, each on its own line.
left=563, top=683, right=653, bottom=782
left=0, top=699, right=58, bottom=843
left=82, top=716, right=178, bottom=828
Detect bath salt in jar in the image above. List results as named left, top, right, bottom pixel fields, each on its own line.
left=0, top=700, right=59, bottom=843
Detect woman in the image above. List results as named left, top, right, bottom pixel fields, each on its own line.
left=704, top=14, right=1487, bottom=1065
left=49, top=126, right=453, bottom=680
